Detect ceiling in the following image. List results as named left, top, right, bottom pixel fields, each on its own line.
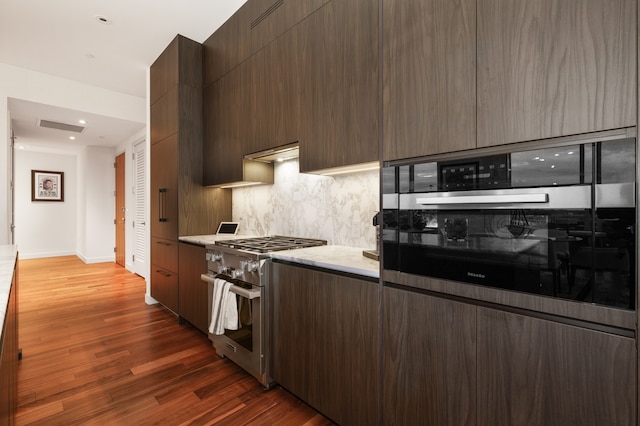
left=1, top=0, right=247, bottom=152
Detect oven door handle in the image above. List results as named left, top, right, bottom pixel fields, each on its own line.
left=416, top=193, right=548, bottom=205
left=200, top=273, right=261, bottom=300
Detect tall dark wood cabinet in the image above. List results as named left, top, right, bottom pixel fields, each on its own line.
left=150, top=35, right=231, bottom=315
left=269, top=262, right=379, bottom=426
left=383, top=286, right=477, bottom=426
left=382, top=0, right=477, bottom=161
left=476, top=0, right=636, bottom=147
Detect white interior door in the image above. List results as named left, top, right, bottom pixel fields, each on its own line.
left=132, top=140, right=147, bottom=277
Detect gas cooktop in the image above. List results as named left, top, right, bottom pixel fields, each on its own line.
left=215, top=236, right=327, bottom=253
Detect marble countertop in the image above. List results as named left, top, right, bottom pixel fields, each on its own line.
left=179, top=234, right=256, bottom=246
left=269, top=245, right=380, bottom=279
left=0, top=245, right=18, bottom=334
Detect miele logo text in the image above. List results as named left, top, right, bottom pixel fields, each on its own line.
left=467, top=272, right=486, bottom=279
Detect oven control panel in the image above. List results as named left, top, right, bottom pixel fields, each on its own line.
left=206, top=249, right=263, bottom=286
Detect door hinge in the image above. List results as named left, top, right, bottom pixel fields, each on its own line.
left=132, top=254, right=135, bottom=262
left=114, top=247, right=116, bottom=253
left=114, top=219, right=116, bottom=225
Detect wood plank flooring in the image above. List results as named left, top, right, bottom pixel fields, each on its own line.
left=16, top=256, right=333, bottom=425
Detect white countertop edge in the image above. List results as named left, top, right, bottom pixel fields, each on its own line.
left=268, top=245, right=380, bottom=279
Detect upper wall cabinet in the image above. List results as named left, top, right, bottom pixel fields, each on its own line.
left=477, top=0, right=637, bottom=147
left=298, top=0, right=380, bottom=173
left=203, top=0, right=329, bottom=87
left=383, top=0, right=477, bottom=161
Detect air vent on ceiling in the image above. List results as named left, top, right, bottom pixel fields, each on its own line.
left=38, top=119, right=85, bottom=133
left=250, top=0, right=284, bottom=29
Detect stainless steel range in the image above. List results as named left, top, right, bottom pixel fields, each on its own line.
left=200, top=236, right=326, bottom=387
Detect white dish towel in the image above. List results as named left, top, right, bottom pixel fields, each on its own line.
left=209, top=277, right=239, bottom=335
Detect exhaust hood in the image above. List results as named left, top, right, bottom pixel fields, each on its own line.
left=244, top=142, right=299, bottom=163
left=213, top=143, right=299, bottom=189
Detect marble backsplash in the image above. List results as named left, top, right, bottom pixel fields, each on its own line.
left=232, top=159, right=380, bottom=249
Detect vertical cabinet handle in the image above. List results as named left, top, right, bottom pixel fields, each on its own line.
left=159, top=188, right=168, bottom=222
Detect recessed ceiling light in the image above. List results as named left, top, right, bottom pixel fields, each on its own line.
left=69, top=136, right=76, bottom=140
left=95, top=15, right=112, bottom=25
left=78, top=119, right=86, bottom=124
left=85, top=53, right=95, bottom=59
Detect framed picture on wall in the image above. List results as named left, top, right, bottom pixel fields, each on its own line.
left=31, top=170, right=64, bottom=202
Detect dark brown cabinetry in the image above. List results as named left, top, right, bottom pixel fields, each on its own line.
left=383, top=285, right=637, bottom=425
left=477, top=308, right=636, bottom=425
left=203, top=0, right=379, bottom=185
left=382, top=0, right=476, bottom=161
left=297, top=0, right=379, bottom=173
left=383, top=0, right=636, bottom=160
left=383, top=286, right=477, bottom=426
left=269, top=262, right=379, bottom=425
left=203, top=0, right=329, bottom=87
left=477, top=0, right=636, bottom=148
left=178, top=243, right=209, bottom=334
left=150, top=35, right=231, bottom=313
left=0, top=258, right=18, bottom=425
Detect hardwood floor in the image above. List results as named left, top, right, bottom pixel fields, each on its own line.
left=16, top=256, right=333, bottom=425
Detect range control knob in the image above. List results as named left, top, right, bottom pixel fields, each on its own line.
left=246, top=261, right=260, bottom=272
left=231, top=269, right=243, bottom=279
left=211, top=253, right=223, bottom=262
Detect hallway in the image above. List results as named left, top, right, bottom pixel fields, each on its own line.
left=15, top=256, right=331, bottom=425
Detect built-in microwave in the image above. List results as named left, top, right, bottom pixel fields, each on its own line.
left=383, top=135, right=636, bottom=309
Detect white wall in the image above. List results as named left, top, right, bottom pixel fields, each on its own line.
left=78, top=146, right=117, bottom=263
left=14, top=150, right=78, bottom=258
left=0, top=62, right=146, bottom=245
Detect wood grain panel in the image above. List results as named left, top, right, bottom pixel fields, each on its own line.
left=383, top=0, right=477, bottom=161
left=202, top=5, right=253, bottom=87
left=270, top=262, right=379, bottom=425
left=150, top=266, right=179, bottom=313
left=477, top=307, right=636, bottom=425
left=269, top=264, right=316, bottom=399
left=311, top=269, right=379, bottom=426
left=150, top=237, right=178, bottom=273
left=150, top=135, right=178, bottom=241
left=178, top=243, right=209, bottom=334
left=202, top=73, right=245, bottom=186
left=150, top=86, right=179, bottom=145
left=477, top=0, right=637, bottom=147
left=16, top=257, right=333, bottom=425
left=150, top=36, right=178, bottom=105
left=383, top=286, right=476, bottom=425
left=382, top=271, right=636, bottom=330
left=298, top=0, right=379, bottom=173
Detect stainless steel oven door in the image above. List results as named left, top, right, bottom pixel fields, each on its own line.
left=201, top=273, right=269, bottom=387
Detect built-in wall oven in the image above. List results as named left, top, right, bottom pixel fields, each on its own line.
left=383, top=134, right=636, bottom=309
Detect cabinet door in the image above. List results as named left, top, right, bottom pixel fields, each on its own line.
left=150, top=86, right=179, bottom=145
left=150, top=135, right=178, bottom=240
left=203, top=5, right=253, bottom=87
left=150, top=37, right=178, bottom=105
left=269, top=264, right=316, bottom=397
left=312, top=269, right=379, bottom=426
left=151, top=267, right=179, bottom=314
left=249, top=0, right=330, bottom=54
left=383, top=286, right=477, bottom=426
left=203, top=76, right=243, bottom=186
left=178, top=243, right=208, bottom=334
left=477, top=0, right=636, bottom=147
left=270, top=262, right=379, bottom=425
left=383, top=0, right=476, bottom=161
left=298, top=0, right=379, bottom=173
left=477, top=308, right=636, bottom=425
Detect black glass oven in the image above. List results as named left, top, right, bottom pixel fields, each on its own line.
left=383, top=137, right=636, bottom=309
